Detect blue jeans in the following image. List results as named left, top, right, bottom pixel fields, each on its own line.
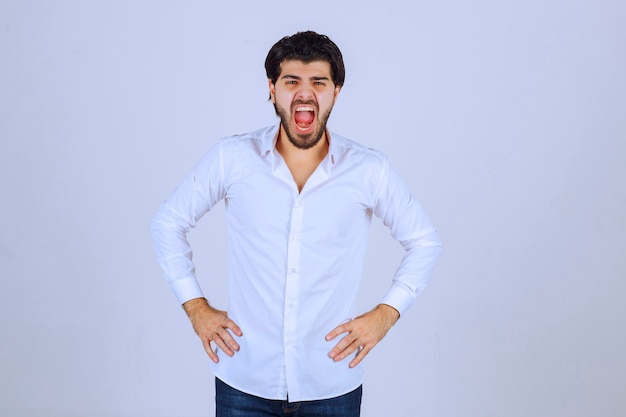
left=215, top=378, right=362, bottom=417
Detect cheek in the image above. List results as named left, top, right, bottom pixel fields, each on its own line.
left=277, top=92, right=296, bottom=108
left=319, top=95, right=336, bottom=111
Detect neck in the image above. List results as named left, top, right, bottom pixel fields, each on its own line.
left=276, top=126, right=329, bottom=162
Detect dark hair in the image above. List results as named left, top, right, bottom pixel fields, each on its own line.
left=265, top=31, right=345, bottom=87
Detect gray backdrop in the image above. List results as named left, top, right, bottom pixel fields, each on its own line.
left=1, top=1, right=625, bottom=416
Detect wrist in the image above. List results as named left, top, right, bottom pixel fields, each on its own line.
left=182, top=297, right=210, bottom=317
left=376, top=303, right=400, bottom=325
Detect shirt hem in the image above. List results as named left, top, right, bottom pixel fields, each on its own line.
left=213, top=372, right=363, bottom=402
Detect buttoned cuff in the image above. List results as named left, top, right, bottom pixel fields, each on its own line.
left=380, top=284, right=416, bottom=317
left=171, top=277, right=205, bottom=305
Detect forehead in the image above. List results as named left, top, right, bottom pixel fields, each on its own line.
left=278, top=59, right=332, bottom=78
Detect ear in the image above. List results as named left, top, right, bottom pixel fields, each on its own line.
left=268, top=79, right=276, bottom=103
left=333, top=85, right=341, bottom=99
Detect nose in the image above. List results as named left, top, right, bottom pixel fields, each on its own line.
left=295, top=85, right=314, bottom=101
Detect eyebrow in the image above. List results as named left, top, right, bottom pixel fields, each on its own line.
left=280, top=74, right=331, bottom=81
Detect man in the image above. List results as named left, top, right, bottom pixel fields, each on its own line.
left=151, top=31, right=442, bottom=417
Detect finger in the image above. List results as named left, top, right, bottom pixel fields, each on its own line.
left=210, top=332, right=236, bottom=357
left=325, top=322, right=350, bottom=341
left=202, top=338, right=220, bottom=363
left=225, top=319, right=243, bottom=337
left=332, top=338, right=362, bottom=362
left=328, top=333, right=358, bottom=360
left=217, top=327, right=241, bottom=352
left=349, top=344, right=372, bottom=368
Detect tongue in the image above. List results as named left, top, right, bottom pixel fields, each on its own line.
left=294, top=111, right=314, bottom=125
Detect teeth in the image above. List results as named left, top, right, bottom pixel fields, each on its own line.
left=295, top=106, right=314, bottom=112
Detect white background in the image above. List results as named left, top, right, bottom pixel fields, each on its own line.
left=1, top=1, right=625, bottom=416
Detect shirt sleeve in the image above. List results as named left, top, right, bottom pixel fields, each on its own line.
left=372, top=158, right=443, bottom=316
left=150, top=142, right=226, bottom=304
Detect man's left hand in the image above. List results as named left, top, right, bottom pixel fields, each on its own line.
left=325, top=303, right=400, bottom=368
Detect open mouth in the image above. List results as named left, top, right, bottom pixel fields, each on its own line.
left=294, top=105, right=315, bottom=132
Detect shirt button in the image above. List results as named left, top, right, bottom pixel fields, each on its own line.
left=288, top=303, right=295, bottom=308
left=290, top=268, right=297, bottom=273
left=294, top=201, right=302, bottom=208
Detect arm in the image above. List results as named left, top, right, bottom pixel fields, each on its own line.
left=151, top=142, right=226, bottom=302
left=151, top=142, right=243, bottom=359
left=326, top=158, right=442, bottom=367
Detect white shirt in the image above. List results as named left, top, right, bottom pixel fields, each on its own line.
left=151, top=124, right=442, bottom=401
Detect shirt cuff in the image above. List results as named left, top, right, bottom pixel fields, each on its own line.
left=171, top=277, right=205, bottom=305
left=380, top=284, right=416, bottom=317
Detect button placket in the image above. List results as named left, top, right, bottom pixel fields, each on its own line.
left=283, top=197, right=304, bottom=394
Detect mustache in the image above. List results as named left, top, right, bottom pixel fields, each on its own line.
left=291, top=100, right=318, bottom=110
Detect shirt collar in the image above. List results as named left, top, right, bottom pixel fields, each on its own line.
left=327, top=129, right=337, bottom=166
left=260, top=124, right=280, bottom=157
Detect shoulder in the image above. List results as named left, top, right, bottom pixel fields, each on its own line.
left=217, top=125, right=277, bottom=154
left=329, top=131, right=389, bottom=167
left=196, top=126, right=276, bottom=179
left=194, top=125, right=276, bottom=172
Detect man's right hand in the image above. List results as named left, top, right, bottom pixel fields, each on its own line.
left=182, top=297, right=243, bottom=363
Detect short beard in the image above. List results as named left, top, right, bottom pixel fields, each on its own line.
left=273, top=102, right=332, bottom=150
